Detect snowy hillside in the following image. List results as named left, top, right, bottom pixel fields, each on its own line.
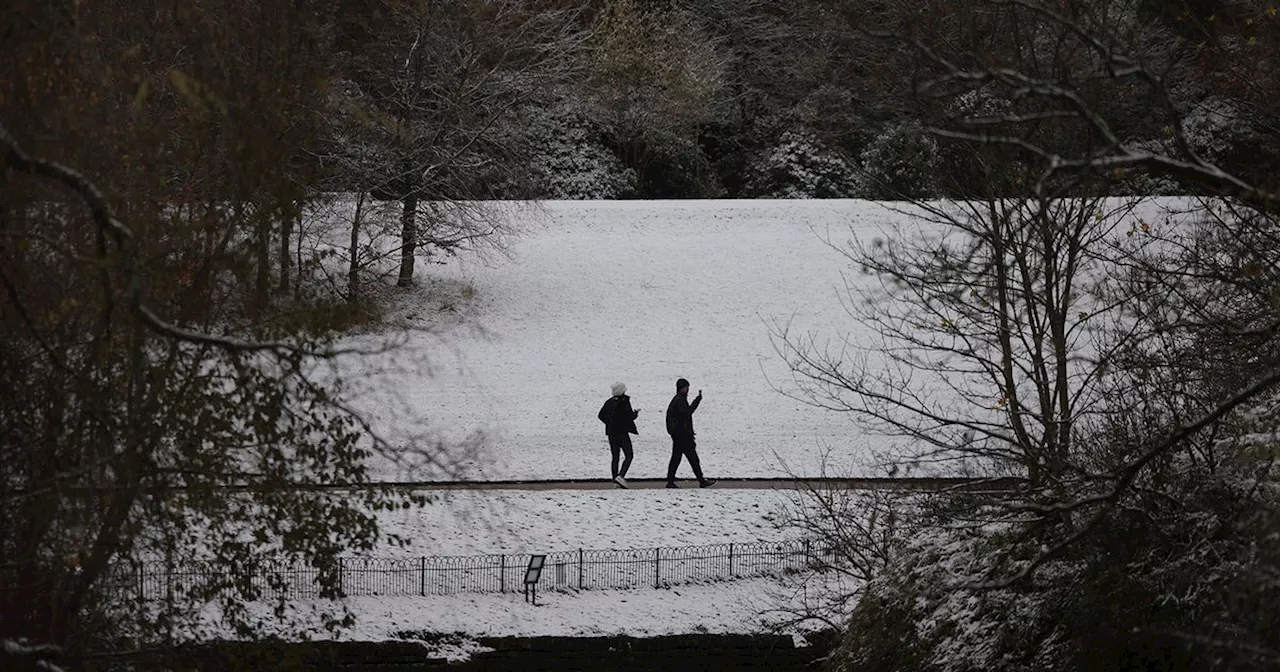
left=337, top=199, right=920, bottom=481
left=332, top=196, right=1183, bottom=484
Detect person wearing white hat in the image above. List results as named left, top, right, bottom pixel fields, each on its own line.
left=598, top=381, right=639, bottom=488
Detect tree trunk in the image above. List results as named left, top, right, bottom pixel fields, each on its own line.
left=397, top=194, right=418, bottom=287
left=348, top=192, right=365, bottom=301
left=279, top=205, right=293, bottom=293
left=252, top=204, right=271, bottom=314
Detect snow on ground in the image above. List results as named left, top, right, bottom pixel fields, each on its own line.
left=230, top=196, right=1180, bottom=644
left=338, top=199, right=910, bottom=482
left=184, top=575, right=855, bottom=642
left=341, top=577, right=837, bottom=638
left=372, top=489, right=794, bottom=556
left=330, top=197, right=1188, bottom=482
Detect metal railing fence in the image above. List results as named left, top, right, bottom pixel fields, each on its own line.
left=87, top=539, right=834, bottom=602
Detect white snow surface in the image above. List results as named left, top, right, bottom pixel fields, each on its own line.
left=341, top=199, right=910, bottom=481
left=339, top=579, right=827, bottom=638
left=184, top=575, right=850, bottom=642
left=375, top=489, right=792, bottom=556
left=205, top=197, right=1182, bottom=644
left=335, top=197, right=1189, bottom=482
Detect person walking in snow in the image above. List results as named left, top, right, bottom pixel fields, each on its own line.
left=665, top=378, right=715, bottom=488
left=599, top=381, right=639, bottom=488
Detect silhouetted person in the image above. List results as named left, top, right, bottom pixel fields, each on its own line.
left=599, top=381, right=639, bottom=488
left=665, top=378, right=715, bottom=488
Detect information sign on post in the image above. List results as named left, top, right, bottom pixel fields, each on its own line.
left=523, top=554, right=546, bottom=605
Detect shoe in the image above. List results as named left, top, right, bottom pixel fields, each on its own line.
left=614, top=476, right=629, bottom=489
left=665, top=481, right=678, bottom=489
left=699, top=479, right=717, bottom=488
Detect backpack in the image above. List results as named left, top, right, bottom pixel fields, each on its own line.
left=598, top=396, right=620, bottom=424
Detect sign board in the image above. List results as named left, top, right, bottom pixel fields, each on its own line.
left=524, top=554, right=545, bottom=586
left=523, top=554, right=547, bottom=605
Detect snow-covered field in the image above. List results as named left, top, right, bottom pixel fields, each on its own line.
left=340, top=199, right=913, bottom=482
left=205, top=200, right=897, bottom=641
left=333, top=197, right=1189, bottom=483
left=232, top=197, right=1178, bottom=643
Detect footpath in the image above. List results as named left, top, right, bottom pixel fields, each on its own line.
left=200, top=476, right=1023, bottom=493
left=409, top=476, right=1020, bottom=491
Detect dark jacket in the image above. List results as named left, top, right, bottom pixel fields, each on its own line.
left=665, top=392, right=701, bottom=439
left=599, top=394, right=639, bottom=436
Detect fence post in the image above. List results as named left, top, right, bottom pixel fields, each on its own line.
left=728, top=543, right=734, bottom=578
left=338, top=557, right=344, bottom=597
left=137, top=562, right=144, bottom=602
left=804, top=539, right=811, bottom=567
left=500, top=554, right=506, bottom=593
left=654, top=547, right=661, bottom=588
left=578, top=548, right=584, bottom=589
left=419, top=557, right=426, bottom=596
left=164, top=555, right=174, bottom=646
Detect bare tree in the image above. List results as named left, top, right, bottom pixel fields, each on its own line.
left=774, top=195, right=1147, bottom=487
left=841, top=0, right=1280, bottom=557
left=780, top=0, right=1280, bottom=550
left=323, top=0, right=584, bottom=289
left=775, top=1, right=1280, bottom=668
left=765, top=476, right=907, bottom=634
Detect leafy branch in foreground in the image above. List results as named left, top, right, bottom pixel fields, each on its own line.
left=1, top=119, right=436, bottom=652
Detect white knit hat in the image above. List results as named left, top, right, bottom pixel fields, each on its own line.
left=611, top=381, right=626, bottom=396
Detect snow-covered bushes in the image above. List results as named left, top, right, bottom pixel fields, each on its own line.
left=1180, top=96, right=1262, bottom=168
left=831, top=459, right=1280, bottom=672
left=928, top=90, right=1031, bottom=198
left=831, top=524, right=1074, bottom=672
left=1109, top=138, right=1184, bottom=196
left=855, top=124, right=940, bottom=200
left=625, top=126, right=722, bottom=198
left=510, top=104, right=637, bottom=200
left=741, top=130, right=859, bottom=198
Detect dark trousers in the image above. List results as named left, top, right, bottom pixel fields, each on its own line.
left=667, top=436, right=704, bottom=482
left=608, top=433, right=633, bottom=479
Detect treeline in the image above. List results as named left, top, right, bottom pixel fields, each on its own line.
left=322, top=0, right=1280, bottom=202
left=11, top=1, right=1280, bottom=209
